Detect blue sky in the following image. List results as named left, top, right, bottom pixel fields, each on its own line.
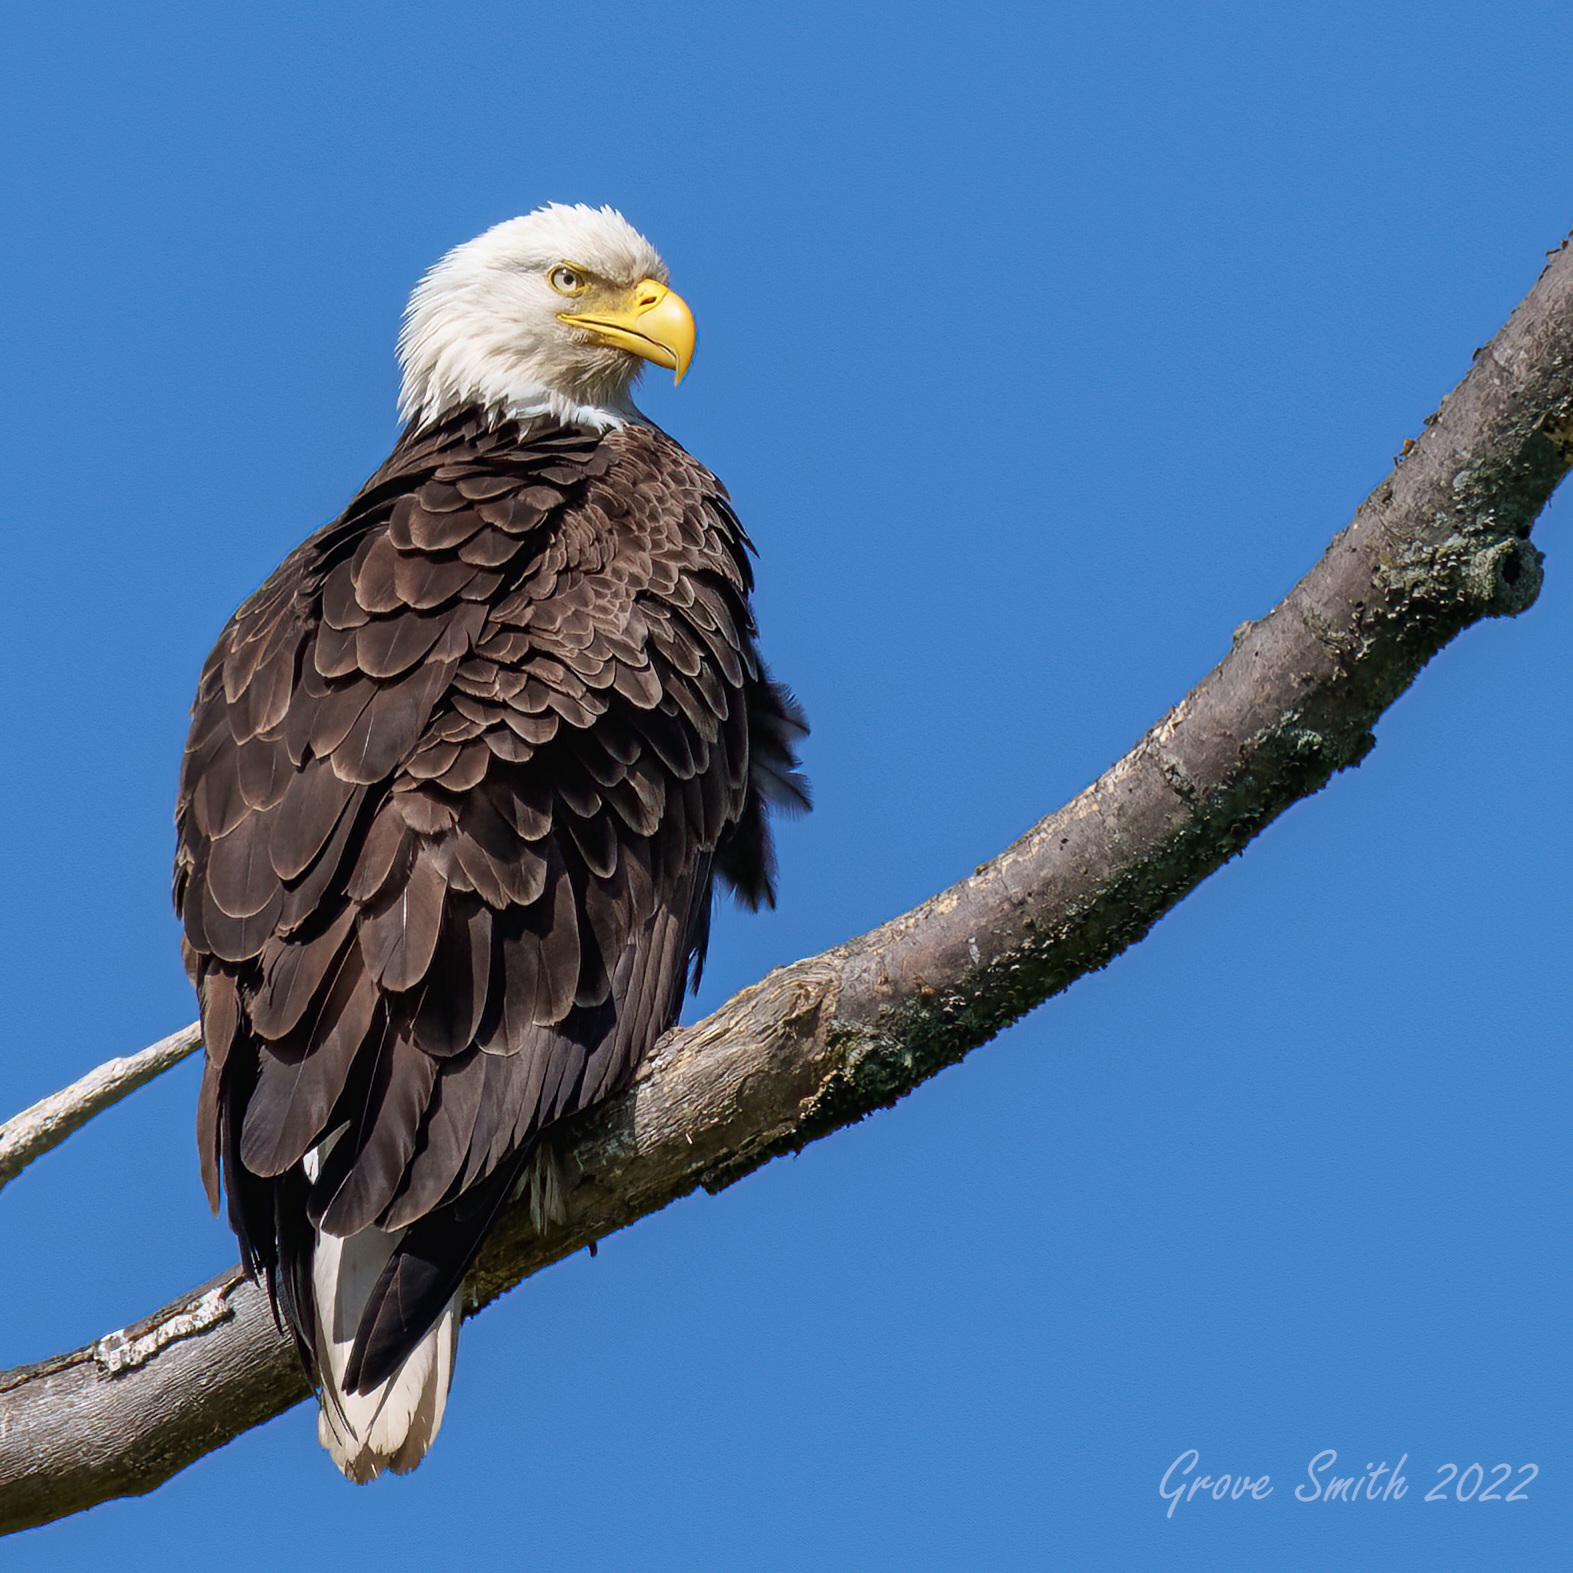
left=1, top=2, right=1569, bottom=1568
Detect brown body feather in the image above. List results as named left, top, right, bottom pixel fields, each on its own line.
left=176, top=410, right=806, bottom=1394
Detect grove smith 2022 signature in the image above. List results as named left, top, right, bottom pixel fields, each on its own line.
left=1159, top=1450, right=1538, bottom=1518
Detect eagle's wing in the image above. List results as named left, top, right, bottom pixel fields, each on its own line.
left=176, top=414, right=805, bottom=1390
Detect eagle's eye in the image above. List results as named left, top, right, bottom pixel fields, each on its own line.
left=548, top=265, right=587, bottom=298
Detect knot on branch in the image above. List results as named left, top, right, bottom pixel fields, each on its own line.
left=1377, top=531, right=1544, bottom=627
left=1465, top=535, right=1543, bottom=618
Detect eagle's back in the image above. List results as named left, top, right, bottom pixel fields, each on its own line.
left=176, top=410, right=806, bottom=1393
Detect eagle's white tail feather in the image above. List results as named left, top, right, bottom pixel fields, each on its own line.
left=310, top=1224, right=460, bottom=1483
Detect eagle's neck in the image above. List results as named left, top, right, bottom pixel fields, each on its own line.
left=494, top=386, right=646, bottom=433
left=402, top=380, right=646, bottom=436
left=397, top=309, right=651, bottom=434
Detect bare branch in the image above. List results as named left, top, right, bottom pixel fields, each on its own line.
left=3, top=235, right=1571, bottom=1538
left=0, top=1024, right=202, bottom=1195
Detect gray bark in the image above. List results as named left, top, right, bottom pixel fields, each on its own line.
left=0, top=1026, right=202, bottom=1196
left=3, top=235, right=1571, bottom=1538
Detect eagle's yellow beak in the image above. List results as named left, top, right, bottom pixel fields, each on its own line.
left=560, top=279, right=696, bottom=384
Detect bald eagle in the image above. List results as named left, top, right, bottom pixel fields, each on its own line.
left=175, top=205, right=807, bottom=1480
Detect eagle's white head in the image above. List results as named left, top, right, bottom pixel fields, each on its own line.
left=396, top=204, right=696, bottom=431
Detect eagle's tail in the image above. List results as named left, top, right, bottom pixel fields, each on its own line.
left=310, top=1225, right=460, bottom=1483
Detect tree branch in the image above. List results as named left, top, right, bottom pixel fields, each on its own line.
left=0, top=1025, right=202, bottom=1195
left=3, top=236, right=1571, bottom=1537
